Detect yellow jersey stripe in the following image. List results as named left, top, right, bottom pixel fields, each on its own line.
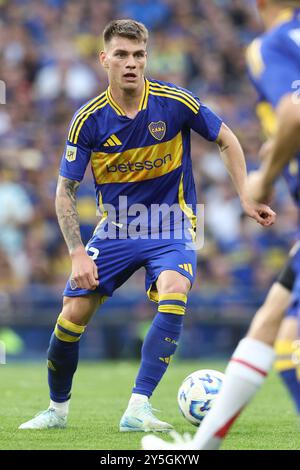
left=68, top=92, right=106, bottom=142
left=73, top=99, right=108, bottom=144
left=107, top=138, right=116, bottom=146
left=107, top=88, right=126, bottom=116
left=188, top=264, right=193, bottom=276
left=149, top=90, right=199, bottom=114
left=92, top=131, right=183, bottom=184
left=148, top=81, right=199, bottom=109
left=70, top=95, right=107, bottom=143
left=139, top=79, right=150, bottom=110
left=178, top=173, right=197, bottom=230
left=68, top=92, right=105, bottom=141
left=256, top=102, right=277, bottom=138
left=245, top=39, right=265, bottom=78
left=158, top=293, right=187, bottom=303
left=110, top=134, right=122, bottom=145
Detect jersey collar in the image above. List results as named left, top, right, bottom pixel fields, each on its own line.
left=106, top=78, right=150, bottom=117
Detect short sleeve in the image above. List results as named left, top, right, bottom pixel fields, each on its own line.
left=188, top=103, right=223, bottom=141
left=59, top=114, right=96, bottom=182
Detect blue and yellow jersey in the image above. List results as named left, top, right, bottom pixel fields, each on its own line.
left=246, top=8, right=300, bottom=205
left=60, top=78, right=222, bottom=237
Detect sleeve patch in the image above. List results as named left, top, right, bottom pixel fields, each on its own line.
left=65, top=145, right=77, bottom=162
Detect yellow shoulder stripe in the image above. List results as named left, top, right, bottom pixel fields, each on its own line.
left=110, top=134, right=122, bottom=145
left=68, top=92, right=106, bottom=142
left=149, top=90, right=199, bottom=114
left=72, top=99, right=108, bottom=145
left=148, top=81, right=199, bottom=109
left=69, top=94, right=107, bottom=144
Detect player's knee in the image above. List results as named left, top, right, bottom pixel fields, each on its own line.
left=157, top=279, right=190, bottom=296
left=157, top=271, right=191, bottom=296
left=61, top=295, right=99, bottom=326
left=248, top=305, right=282, bottom=342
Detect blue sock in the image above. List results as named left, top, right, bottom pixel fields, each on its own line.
left=279, top=369, right=300, bottom=414
left=133, top=293, right=187, bottom=398
left=47, top=314, right=85, bottom=403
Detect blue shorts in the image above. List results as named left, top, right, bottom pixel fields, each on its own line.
left=63, top=232, right=197, bottom=303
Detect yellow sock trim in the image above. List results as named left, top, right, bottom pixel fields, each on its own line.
left=54, top=326, right=81, bottom=342
left=54, top=314, right=86, bottom=342
left=158, top=293, right=187, bottom=303
left=57, top=314, right=86, bottom=334
left=274, top=340, right=296, bottom=372
left=158, top=305, right=186, bottom=315
left=274, top=339, right=294, bottom=355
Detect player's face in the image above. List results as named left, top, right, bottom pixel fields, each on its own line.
left=101, top=36, right=147, bottom=92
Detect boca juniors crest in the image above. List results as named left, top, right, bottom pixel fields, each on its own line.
left=148, top=121, right=166, bottom=141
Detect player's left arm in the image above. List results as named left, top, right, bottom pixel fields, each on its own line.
left=215, top=122, right=276, bottom=227
left=186, top=97, right=275, bottom=227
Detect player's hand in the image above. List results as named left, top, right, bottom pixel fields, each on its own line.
left=247, top=170, right=274, bottom=204
left=241, top=197, right=276, bottom=227
left=70, top=246, right=99, bottom=290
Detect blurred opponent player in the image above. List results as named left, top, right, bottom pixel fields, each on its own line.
left=18, top=19, right=274, bottom=432
left=142, top=0, right=300, bottom=450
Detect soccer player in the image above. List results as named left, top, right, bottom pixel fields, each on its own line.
left=142, top=0, right=300, bottom=449
left=18, top=19, right=274, bottom=432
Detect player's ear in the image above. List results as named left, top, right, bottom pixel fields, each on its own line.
left=100, top=51, right=109, bottom=69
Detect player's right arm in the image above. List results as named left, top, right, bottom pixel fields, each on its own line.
left=249, top=94, right=300, bottom=202
left=246, top=36, right=300, bottom=202
left=55, top=176, right=99, bottom=290
left=56, top=111, right=99, bottom=290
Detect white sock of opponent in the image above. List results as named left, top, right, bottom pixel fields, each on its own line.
left=192, top=337, right=274, bottom=450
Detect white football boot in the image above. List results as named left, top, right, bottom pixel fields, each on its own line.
left=119, top=402, right=173, bottom=432
left=18, top=408, right=67, bottom=430
left=141, top=430, right=195, bottom=449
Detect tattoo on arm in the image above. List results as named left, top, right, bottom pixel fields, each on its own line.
left=219, top=144, right=230, bottom=152
left=55, top=176, right=83, bottom=253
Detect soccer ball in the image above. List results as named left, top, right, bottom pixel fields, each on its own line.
left=177, top=369, right=224, bottom=426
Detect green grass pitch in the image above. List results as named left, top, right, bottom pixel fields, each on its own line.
left=0, top=360, right=299, bottom=450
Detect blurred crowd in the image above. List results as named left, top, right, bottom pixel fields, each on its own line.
left=0, top=0, right=298, bottom=307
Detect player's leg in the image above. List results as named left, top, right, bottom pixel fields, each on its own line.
left=184, top=282, right=290, bottom=450
left=131, top=270, right=190, bottom=399
left=120, top=271, right=190, bottom=433
left=121, top=241, right=196, bottom=432
left=46, top=294, right=101, bottom=416
left=141, top=265, right=295, bottom=449
left=274, top=314, right=300, bottom=415
left=19, top=294, right=101, bottom=429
